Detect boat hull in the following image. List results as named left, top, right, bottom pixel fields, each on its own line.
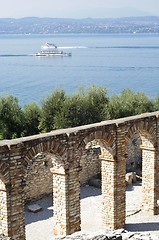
left=35, top=51, right=71, bottom=57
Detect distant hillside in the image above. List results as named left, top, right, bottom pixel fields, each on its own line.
left=0, top=16, right=159, bottom=34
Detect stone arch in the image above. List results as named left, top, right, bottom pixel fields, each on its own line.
left=22, top=140, right=67, bottom=178
left=22, top=139, right=67, bottom=172
left=21, top=140, right=67, bottom=201
left=125, top=121, right=156, bottom=149
left=23, top=152, right=56, bottom=202
left=78, top=130, right=120, bottom=229
left=78, top=130, right=116, bottom=185
left=19, top=139, right=69, bottom=238
left=79, top=130, right=115, bottom=152
left=125, top=131, right=142, bottom=171
left=125, top=122, right=157, bottom=214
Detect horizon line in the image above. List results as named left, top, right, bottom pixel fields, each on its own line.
left=0, top=15, right=159, bottom=20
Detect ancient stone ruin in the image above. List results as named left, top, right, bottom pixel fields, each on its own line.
left=0, top=111, right=159, bottom=240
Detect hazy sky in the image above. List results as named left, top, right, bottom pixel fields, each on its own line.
left=1, top=0, right=159, bottom=18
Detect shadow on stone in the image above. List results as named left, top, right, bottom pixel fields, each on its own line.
left=25, top=195, right=53, bottom=225
left=126, top=222, right=159, bottom=232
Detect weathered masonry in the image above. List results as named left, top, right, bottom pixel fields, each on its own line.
left=0, top=111, right=159, bottom=240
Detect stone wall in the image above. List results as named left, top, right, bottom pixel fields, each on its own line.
left=23, top=148, right=101, bottom=202
left=23, top=138, right=142, bottom=203
left=0, top=111, right=159, bottom=239
left=80, top=148, right=101, bottom=185
left=23, top=152, right=53, bottom=202
left=126, top=132, right=142, bottom=172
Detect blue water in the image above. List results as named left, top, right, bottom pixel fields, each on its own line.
left=0, top=33, right=159, bottom=106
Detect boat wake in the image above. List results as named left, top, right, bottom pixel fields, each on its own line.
left=92, top=46, right=159, bottom=49
left=58, top=46, right=87, bottom=49
left=0, top=54, right=34, bottom=57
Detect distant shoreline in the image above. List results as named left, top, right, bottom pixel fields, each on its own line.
left=0, top=16, right=159, bottom=34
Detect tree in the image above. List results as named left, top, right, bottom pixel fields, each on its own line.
left=83, top=85, right=109, bottom=123
left=155, top=94, right=159, bottom=110
left=0, top=95, right=24, bottom=139
left=22, top=102, right=41, bottom=136
left=108, top=89, right=154, bottom=119
left=39, top=88, right=66, bottom=132
left=54, top=85, right=109, bottom=129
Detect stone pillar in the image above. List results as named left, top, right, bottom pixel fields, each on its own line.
left=100, top=124, right=126, bottom=230
left=0, top=183, right=25, bottom=240
left=0, top=146, right=26, bottom=240
left=52, top=164, right=81, bottom=236
left=141, top=145, right=157, bottom=214
left=0, top=180, right=9, bottom=236
left=100, top=154, right=126, bottom=230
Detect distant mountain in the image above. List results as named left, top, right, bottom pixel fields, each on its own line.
left=85, top=7, right=154, bottom=18
left=0, top=16, right=159, bottom=34
left=76, top=7, right=153, bottom=19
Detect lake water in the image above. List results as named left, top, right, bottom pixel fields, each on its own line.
left=0, top=33, right=159, bottom=106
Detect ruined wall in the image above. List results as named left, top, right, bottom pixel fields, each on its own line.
left=0, top=111, right=159, bottom=239
left=126, top=132, right=142, bottom=172
left=80, top=148, right=101, bottom=185
left=23, top=139, right=143, bottom=203
left=23, top=148, right=101, bottom=202
left=23, top=152, right=53, bottom=202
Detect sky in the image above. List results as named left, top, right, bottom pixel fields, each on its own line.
left=1, top=0, right=159, bottom=18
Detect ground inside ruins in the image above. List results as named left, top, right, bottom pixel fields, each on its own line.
left=25, top=182, right=159, bottom=240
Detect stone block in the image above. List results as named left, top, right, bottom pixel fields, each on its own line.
left=27, top=204, right=42, bottom=213
left=126, top=173, right=133, bottom=185
left=126, top=172, right=136, bottom=185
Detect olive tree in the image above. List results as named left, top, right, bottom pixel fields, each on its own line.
left=0, top=95, right=24, bottom=139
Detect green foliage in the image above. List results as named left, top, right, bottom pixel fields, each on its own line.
left=22, top=102, right=41, bottom=136
left=0, top=87, right=157, bottom=140
left=54, top=85, right=109, bottom=129
left=81, top=85, right=109, bottom=123
left=155, top=95, right=159, bottom=110
left=108, top=89, right=155, bottom=119
left=0, top=95, right=24, bottom=139
left=39, top=89, right=66, bottom=132
left=0, top=134, right=3, bottom=140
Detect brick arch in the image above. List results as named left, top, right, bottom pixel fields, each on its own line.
left=125, top=121, right=156, bottom=150
left=125, top=120, right=157, bottom=215
left=0, top=161, right=10, bottom=185
left=21, top=139, right=67, bottom=175
left=79, top=130, right=116, bottom=157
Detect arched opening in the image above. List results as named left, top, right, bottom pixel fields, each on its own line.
left=24, top=150, right=65, bottom=240
left=24, top=152, right=54, bottom=202
left=140, top=130, right=156, bottom=214
left=125, top=127, right=157, bottom=232
left=80, top=139, right=102, bottom=232
left=125, top=132, right=142, bottom=221
left=80, top=137, right=116, bottom=231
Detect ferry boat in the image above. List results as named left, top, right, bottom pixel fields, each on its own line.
left=35, top=43, right=71, bottom=57
left=35, top=51, right=71, bottom=57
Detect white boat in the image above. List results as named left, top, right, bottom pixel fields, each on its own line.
left=35, top=43, right=72, bottom=56
left=35, top=50, right=71, bottom=57
left=41, top=43, right=57, bottom=50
